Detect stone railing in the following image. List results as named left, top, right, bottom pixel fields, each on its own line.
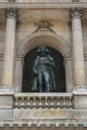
left=14, top=93, right=73, bottom=109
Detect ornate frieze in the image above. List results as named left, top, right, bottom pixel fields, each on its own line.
left=34, top=20, right=55, bottom=33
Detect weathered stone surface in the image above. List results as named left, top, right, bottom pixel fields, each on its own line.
left=0, top=108, right=14, bottom=120
left=0, top=1, right=87, bottom=129
left=14, top=108, right=74, bottom=120
left=73, top=86, right=87, bottom=110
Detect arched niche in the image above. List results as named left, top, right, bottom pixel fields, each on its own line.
left=22, top=46, right=66, bottom=92
left=17, top=32, right=70, bottom=56
left=15, top=32, right=73, bottom=93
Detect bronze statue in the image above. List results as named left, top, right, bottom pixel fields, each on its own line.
left=32, top=46, right=56, bottom=92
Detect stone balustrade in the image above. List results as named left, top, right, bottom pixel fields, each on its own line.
left=14, top=93, right=73, bottom=109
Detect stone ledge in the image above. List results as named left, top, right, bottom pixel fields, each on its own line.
left=14, top=92, right=73, bottom=97
left=0, top=119, right=87, bottom=128
left=0, top=3, right=87, bottom=9
left=73, top=86, right=87, bottom=95
left=0, top=86, right=14, bottom=95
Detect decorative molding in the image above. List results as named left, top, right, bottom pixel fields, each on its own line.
left=33, top=20, right=55, bottom=33
left=14, top=93, right=73, bottom=109
left=64, top=54, right=71, bottom=61
left=16, top=54, right=24, bottom=61
left=0, top=120, right=87, bottom=128
left=5, top=7, right=19, bottom=19
left=1, top=2, right=87, bottom=9
left=70, top=8, right=83, bottom=19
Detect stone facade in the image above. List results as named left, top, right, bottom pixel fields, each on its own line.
left=0, top=0, right=87, bottom=130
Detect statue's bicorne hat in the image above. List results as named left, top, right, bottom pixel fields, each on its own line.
left=37, top=46, right=49, bottom=53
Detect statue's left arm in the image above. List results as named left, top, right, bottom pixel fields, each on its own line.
left=47, top=55, right=55, bottom=67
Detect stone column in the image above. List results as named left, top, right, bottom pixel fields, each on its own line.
left=71, top=8, right=87, bottom=110
left=1, top=8, right=18, bottom=91
left=71, top=8, right=86, bottom=90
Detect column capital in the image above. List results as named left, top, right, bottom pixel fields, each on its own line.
left=70, top=8, right=83, bottom=19
left=5, top=7, right=19, bottom=19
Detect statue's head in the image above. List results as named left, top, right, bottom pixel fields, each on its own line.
left=37, top=46, right=49, bottom=53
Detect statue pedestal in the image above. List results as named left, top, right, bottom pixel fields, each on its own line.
left=73, top=86, right=87, bottom=110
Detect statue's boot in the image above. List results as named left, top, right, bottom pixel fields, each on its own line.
left=46, top=85, right=50, bottom=92
left=39, top=86, right=43, bottom=92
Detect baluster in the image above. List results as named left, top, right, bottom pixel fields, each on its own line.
left=45, top=97, right=48, bottom=108
left=47, top=97, right=50, bottom=109
left=65, top=97, right=69, bottom=109
left=60, top=97, right=63, bottom=109
left=26, top=97, right=31, bottom=108
left=68, top=97, right=72, bottom=109
left=24, top=97, right=27, bottom=109
left=18, top=97, right=22, bottom=109
left=50, top=97, right=54, bottom=108
left=30, top=97, right=34, bottom=109
left=62, top=97, right=66, bottom=109
left=14, top=96, right=18, bottom=108
left=38, top=97, right=43, bottom=108
left=41, top=97, right=45, bottom=108
left=33, top=97, right=36, bottom=108
left=20, top=97, right=24, bottom=108
left=54, top=97, right=57, bottom=109
left=56, top=97, right=60, bottom=109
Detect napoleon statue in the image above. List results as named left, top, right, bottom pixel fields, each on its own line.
left=32, top=46, right=56, bottom=92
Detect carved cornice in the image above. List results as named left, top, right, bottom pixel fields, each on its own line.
left=70, top=8, right=83, bottom=19
left=5, top=7, right=19, bottom=19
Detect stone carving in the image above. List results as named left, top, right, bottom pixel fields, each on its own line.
left=5, top=7, right=19, bottom=19
left=14, top=93, right=73, bottom=109
left=33, top=20, right=55, bottom=33
left=32, top=46, right=56, bottom=92
left=70, top=8, right=83, bottom=19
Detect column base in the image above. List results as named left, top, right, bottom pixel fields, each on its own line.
left=0, top=86, right=14, bottom=94
left=0, top=86, right=14, bottom=108
left=73, top=85, right=87, bottom=110
left=73, top=85, right=87, bottom=94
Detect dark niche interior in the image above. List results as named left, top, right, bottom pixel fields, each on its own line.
left=22, top=46, right=66, bottom=92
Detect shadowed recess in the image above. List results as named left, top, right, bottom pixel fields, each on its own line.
left=22, top=46, right=66, bottom=92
